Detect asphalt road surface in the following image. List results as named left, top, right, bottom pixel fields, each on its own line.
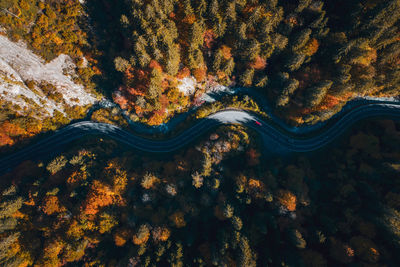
left=1, top=102, right=400, bottom=174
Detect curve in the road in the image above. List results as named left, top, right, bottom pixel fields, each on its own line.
left=1, top=101, right=400, bottom=174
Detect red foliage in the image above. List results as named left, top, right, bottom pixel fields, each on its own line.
left=41, top=195, right=66, bottom=215
left=220, top=45, right=232, bottom=60
left=112, top=92, right=129, bottom=110
left=160, top=95, right=169, bottom=110
left=124, top=67, right=135, bottom=80
left=149, top=60, right=163, bottom=72
left=277, top=190, right=297, bottom=211
left=177, top=67, right=191, bottom=79
left=161, top=79, right=170, bottom=91
left=193, top=67, right=207, bottom=81
left=318, top=94, right=341, bottom=110
left=203, top=30, right=216, bottom=49
left=242, top=5, right=256, bottom=15
left=126, top=87, right=145, bottom=96
left=250, top=56, right=267, bottom=70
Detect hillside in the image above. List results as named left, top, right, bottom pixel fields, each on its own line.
left=0, top=0, right=400, bottom=266
left=103, top=0, right=400, bottom=125
left=0, top=33, right=97, bottom=147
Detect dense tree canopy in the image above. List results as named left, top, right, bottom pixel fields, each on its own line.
left=106, top=0, right=399, bottom=124
left=1, top=120, right=400, bottom=266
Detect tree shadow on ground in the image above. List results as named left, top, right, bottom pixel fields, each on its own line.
left=83, top=0, right=131, bottom=98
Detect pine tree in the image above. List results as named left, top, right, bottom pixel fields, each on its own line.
left=285, top=53, right=306, bottom=71
left=237, top=236, right=256, bottom=267
left=304, top=80, right=333, bottom=108
left=222, top=58, right=235, bottom=77
left=183, top=0, right=194, bottom=17
left=209, top=0, right=219, bottom=17
left=114, top=57, right=130, bottom=72
left=291, top=28, right=312, bottom=51
left=240, top=68, right=255, bottom=86
left=190, top=22, right=205, bottom=48
left=194, top=0, right=207, bottom=17
left=0, top=233, right=20, bottom=263
left=288, top=229, right=307, bottom=249
left=212, top=51, right=223, bottom=72
left=165, top=43, right=180, bottom=76
left=255, top=75, right=268, bottom=88
left=148, top=68, right=163, bottom=99
left=295, top=0, right=312, bottom=13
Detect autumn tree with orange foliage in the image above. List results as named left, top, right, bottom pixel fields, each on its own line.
left=114, top=229, right=131, bottom=247
left=152, top=226, right=171, bottom=242
left=41, top=195, right=66, bottom=215
left=132, top=224, right=151, bottom=245
left=277, top=190, right=297, bottom=211
left=81, top=180, right=116, bottom=216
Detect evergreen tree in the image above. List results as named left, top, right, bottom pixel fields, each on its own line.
left=240, top=68, right=255, bottom=86
left=148, top=68, right=163, bottom=99
left=304, top=80, right=333, bottom=108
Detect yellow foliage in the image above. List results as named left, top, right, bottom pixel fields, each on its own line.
left=141, top=173, right=160, bottom=189
left=19, top=0, right=30, bottom=10
left=36, top=14, right=49, bottom=28
left=67, top=220, right=84, bottom=239
left=350, top=45, right=377, bottom=66
left=40, top=240, right=65, bottom=267
left=98, top=213, right=118, bottom=234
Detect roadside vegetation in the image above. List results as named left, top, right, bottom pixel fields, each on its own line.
left=194, top=95, right=267, bottom=119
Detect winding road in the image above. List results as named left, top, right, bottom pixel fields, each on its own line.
left=1, top=98, right=400, bottom=174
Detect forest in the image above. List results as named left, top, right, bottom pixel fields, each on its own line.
left=1, top=120, right=400, bottom=266
left=0, top=1, right=400, bottom=266
left=104, top=0, right=400, bottom=125
left=0, top=0, right=399, bottom=145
